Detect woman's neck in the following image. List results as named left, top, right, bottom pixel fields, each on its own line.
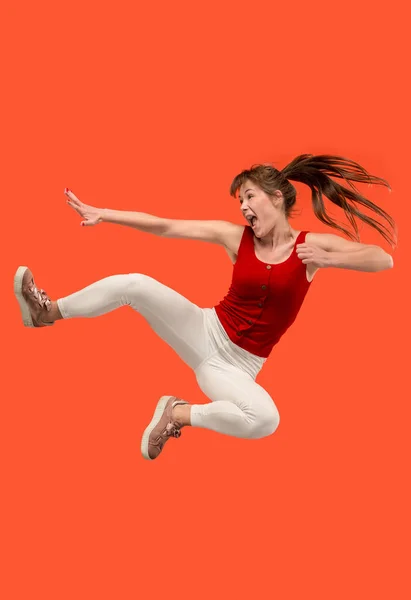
left=258, top=221, right=297, bottom=249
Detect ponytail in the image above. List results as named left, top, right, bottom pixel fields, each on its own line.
left=230, top=154, right=398, bottom=247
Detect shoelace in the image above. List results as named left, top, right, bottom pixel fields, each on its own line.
left=165, top=422, right=182, bottom=438
left=28, top=283, right=51, bottom=311
left=151, top=420, right=182, bottom=452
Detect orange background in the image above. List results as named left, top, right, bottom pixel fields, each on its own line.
left=1, top=1, right=410, bottom=599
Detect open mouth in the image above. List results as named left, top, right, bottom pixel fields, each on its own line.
left=246, top=215, right=257, bottom=227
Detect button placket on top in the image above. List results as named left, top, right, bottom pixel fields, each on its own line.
left=256, top=263, right=273, bottom=323
left=237, top=262, right=273, bottom=337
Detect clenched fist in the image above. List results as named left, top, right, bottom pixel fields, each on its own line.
left=296, top=243, right=329, bottom=268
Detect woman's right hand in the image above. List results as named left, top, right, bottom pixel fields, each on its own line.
left=64, top=188, right=104, bottom=226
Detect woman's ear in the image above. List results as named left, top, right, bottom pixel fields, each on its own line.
left=272, top=189, right=284, bottom=208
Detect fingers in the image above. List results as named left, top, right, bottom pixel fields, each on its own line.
left=297, top=250, right=312, bottom=263
left=297, top=245, right=312, bottom=256
left=64, top=188, right=97, bottom=227
left=66, top=200, right=83, bottom=216
left=297, top=252, right=311, bottom=263
left=64, top=188, right=81, bottom=205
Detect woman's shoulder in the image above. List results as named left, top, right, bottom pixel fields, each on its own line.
left=221, top=223, right=247, bottom=256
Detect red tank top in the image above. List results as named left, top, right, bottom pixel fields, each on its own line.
left=214, top=226, right=312, bottom=358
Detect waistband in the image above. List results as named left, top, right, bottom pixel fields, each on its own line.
left=208, top=307, right=266, bottom=376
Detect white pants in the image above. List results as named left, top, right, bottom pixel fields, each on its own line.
left=57, top=274, right=280, bottom=439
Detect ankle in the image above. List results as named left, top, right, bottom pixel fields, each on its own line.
left=42, top=301, right=62, bottom=323
left=172, top=404, right=191, bottom=427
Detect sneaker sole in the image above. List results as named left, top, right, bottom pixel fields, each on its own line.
left=14, top=266, right=34, bottom=328
left=140, top=395, right=175, bottom=460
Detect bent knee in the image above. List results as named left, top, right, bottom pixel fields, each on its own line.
left=247, top=408, right=280, bottom=439
left=121, top=273, right=157, bottom=301
left=124, top=273, right=153, bottom=288
left=102, top=273, right=158, bottom=309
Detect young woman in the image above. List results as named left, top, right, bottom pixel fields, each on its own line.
left=14, top=154, right=396, bottom=460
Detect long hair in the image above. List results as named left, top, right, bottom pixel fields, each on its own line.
left=230, top=154, right=397, bottom=247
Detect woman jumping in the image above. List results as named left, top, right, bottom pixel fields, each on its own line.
left=14, top=154, right=397, bottom=460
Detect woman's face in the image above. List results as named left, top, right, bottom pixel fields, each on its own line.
left=238, top=180, right=283, bottom=238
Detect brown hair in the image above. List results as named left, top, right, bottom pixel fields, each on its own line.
left=230, top=154, right=397, bottom=247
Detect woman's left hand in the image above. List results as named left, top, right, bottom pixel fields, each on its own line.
left=296, top=243, right=330, bottom=268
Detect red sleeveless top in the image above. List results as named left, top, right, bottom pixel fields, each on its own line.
left=214, top=226, right=312, bottom=358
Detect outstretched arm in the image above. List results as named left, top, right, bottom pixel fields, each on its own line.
left=300, top=232, right=394, bottom=272
left=64, top=189, right=243, bottom=252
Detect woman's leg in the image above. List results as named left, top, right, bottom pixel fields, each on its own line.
left=15, top=268, right=212, bottom=370
left=191, top=360, right=280, bottom=439
left=61, top=273, right=218, bottom=370
left=142, top=358, right=280, bottom=460
left=16, top=267, right=279, bottom=460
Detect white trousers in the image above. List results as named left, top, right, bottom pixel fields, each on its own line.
left=57, top=274, right=280, bottom=439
